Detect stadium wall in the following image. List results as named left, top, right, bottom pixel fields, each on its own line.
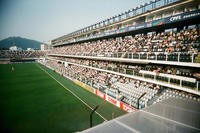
left=74, top=80, right=94, bottom=93
left=41, top=62, right=136, bottom=112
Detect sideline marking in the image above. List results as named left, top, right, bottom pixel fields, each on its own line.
left=36, top=63, right=108, bottom=121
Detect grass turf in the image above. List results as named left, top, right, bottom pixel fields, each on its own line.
left=0, top=63, right=126, bottom=133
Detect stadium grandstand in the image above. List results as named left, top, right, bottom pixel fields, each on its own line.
left=43, top=0, right=200, bottom=132
left=1, top=0, right=200, bottom=132
left=0, top=50, right=45, bottom=63
left=0, top=50, right=45, bottom=58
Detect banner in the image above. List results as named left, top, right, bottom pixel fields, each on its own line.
left=46, top=65, right=54, bottom=70
left=128, top=9, right=200, bottom=32
left=74, top=80, right=94, bottom=93
left=95, top=90, right=106, bottom=100
left=164, top=9, right=200, bottom=24
left=120, top=102, right=136, bottom=113
left=119, top=27, right=129, bottom=33
left=55, top=70, right=62, bottom=75
left=109, top=30, right=116, bottom=35
left=106, top=95, right=120, bottom=107
left=63, top=74, right=74, bottom=82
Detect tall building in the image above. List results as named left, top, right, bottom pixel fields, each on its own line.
left=40, top=44, right=48, bottom=51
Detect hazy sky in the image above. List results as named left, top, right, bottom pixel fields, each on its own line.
left=0, top=0, right=149, bottom=43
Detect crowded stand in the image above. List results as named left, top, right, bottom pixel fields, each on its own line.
left=45, top=59, right=200, bottom=109
left=0, top=50, right=45, bottom=58
left=49, top=56, right=199, bottom=79
left=47, top=26, right=200, bottom=109
left=51, top=26, right=200, bottom=63
left=46, top=0, right=200, bottom=112
left=46, top=59, right=161, bottom=109
left=47, top=25, right=200, bottom=110
left=48, top=56, right=200, bottom=90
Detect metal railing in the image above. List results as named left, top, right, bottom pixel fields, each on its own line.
left=63, top=52, right=198, bottom=63
left=48, top=57, right=200, bottom=92
left=50, top=51, right=200, bottom=65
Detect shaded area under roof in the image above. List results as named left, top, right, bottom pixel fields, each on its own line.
left=81, top=98, right=200, bottom=133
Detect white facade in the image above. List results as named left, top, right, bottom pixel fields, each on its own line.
left=41, top=44, right=48, bottom=51
left=27, top=48, right=34, bottom=51
left=9, top=46, right=22, bottom=51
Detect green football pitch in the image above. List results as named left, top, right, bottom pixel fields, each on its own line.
left=0, top=63, right=126, bottom=133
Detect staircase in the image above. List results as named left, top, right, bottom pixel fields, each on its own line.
left=121, top=52, right=127, bottom=58
left=194, top=52, right=200, bottom=63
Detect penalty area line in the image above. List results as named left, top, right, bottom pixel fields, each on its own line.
left=35, top=63, right=108, bottom=122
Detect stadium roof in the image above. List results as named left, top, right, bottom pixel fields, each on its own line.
left=81, top=98, right=200, bottom=133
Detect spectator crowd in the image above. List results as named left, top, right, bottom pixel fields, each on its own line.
left=46, top=59, right=200, bottom=108
left=49, top=56, right=199, bottom=80
left=46, top=25, right=200, bottom=108
left=0, top=50, right=45, bottom=58
left=51, top=26, right=200, bottom=61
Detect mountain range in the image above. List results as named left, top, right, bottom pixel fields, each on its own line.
left=0, top=37, right=43, bottom=50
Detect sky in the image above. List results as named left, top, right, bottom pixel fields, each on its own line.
left=0, top=0, right=149, bottom=43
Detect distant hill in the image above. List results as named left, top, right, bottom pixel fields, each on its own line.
left=0, top=37, right=43, bottom=50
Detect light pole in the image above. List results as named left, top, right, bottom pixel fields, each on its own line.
left=90, top=105, right=99, bottom=128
